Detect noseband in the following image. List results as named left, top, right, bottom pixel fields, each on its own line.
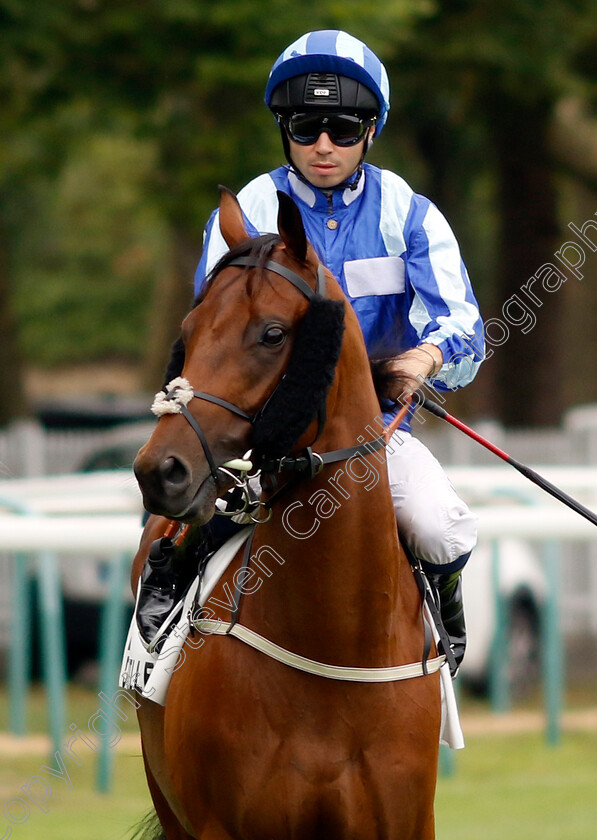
left=151, top=255, right=327, bottom=485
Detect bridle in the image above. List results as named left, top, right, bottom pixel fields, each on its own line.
left=151, top=252, right=385, bottom=519
left=139, top=251, right=448, bottom=687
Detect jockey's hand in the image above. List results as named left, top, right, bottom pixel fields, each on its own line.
left=382, top=344, right=443, bottom=403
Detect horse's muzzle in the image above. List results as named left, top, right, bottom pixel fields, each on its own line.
left=133, top=446, right=216, bottom=522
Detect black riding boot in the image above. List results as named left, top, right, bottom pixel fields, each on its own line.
left=135, top=533, right=199, bottom=646
left=135, top=513, right=245, bottom=647
left=427, top=569, right=466, bottom=677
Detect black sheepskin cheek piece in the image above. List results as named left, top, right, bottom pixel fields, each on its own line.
left=251, top=295, right=345, bottom=460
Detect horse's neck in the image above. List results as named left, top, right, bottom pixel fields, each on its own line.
left=242, top=368, right=420, bottom=666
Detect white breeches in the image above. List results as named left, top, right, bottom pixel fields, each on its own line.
left=387, top=432, right=477, bottom=572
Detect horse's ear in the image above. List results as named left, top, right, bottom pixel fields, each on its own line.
left=277, top=190, right=307, bottom=263
left=218, top=185, right=249, bottom=248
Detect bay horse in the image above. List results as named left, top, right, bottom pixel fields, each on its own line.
left=130, top=188, right=442, bottom=839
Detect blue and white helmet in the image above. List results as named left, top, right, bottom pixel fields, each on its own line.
left=265, top=30, right=390, bottom=137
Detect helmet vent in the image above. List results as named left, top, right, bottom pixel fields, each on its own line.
left=305, top=73, right=340, bottom=105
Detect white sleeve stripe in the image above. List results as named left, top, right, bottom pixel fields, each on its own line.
left=422, top=204, right=472, bottom=315
left=204, top=211, right=228, bottom=278
left=203, top=174, right=280, bottom=277
left=379, top=170, right=413, bottom=256
left=237, top=174, right=280, bottom=233
left=407, top=293, right=433, bottom=341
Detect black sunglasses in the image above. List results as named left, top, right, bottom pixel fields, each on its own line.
left=280, top=112, right=375, bottom=147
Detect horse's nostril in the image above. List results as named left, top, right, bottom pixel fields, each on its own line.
left=158, top=456, right=190, bottom=490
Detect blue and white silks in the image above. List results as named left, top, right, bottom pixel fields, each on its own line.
left=195, top=164, right=484, bottom=429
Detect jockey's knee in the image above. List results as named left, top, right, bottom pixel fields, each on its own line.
left=387, top=432, right=476, bottom=572
left=395, top=494, right=477, bottom=573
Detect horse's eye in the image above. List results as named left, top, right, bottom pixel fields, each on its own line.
left=261, top=325, right=287, bottom=347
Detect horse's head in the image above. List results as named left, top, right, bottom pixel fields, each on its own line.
left=134, top=189, right=346, bottom=523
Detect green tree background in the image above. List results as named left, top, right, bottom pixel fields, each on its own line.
left=1, top=0, right=596, bottom=427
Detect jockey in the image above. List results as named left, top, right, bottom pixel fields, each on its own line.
left=139, top=30, right=485, bottom=676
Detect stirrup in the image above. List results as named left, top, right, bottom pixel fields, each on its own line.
left=427, top=570, right=466, bottom=677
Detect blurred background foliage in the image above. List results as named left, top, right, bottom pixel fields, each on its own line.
left=1, top=0, right=596, bottom=426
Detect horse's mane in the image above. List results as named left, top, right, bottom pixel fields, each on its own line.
left=163, top=234, right=282, bottom=387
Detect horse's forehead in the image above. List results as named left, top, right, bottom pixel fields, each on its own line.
left=208, top=255, right=309, bottom=309
left=184, top=258, right=310, bottom=349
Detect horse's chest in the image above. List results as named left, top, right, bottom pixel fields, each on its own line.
left=163, top=653, right=438, bottom=837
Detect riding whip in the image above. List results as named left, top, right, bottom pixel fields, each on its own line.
left=413, top=391, right=597, bottom=528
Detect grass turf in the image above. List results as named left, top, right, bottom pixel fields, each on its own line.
left=435, top=730, right=597, bottom=840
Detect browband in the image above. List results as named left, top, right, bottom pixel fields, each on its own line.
left=227, top=256, right=326, bottom=299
